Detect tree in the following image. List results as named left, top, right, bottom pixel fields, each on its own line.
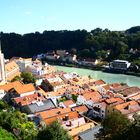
left=71, top=94, right=78, bottom=102
left=117, top=113, right=140, bottom=140
left=126, top=26, right=140, bottom=34
left=0, top=100, right=9, bottom=109
left=97, top=111, right=131, bottom=140
left=0, top=127, right=15, bottom=140
left=70, top=48, right=77, bottom=54
left=1, top=26, right=140, bottom=72
left=88, top=75, right=92, bottom=79
left=21, top=72, right=36, bottom=84
left=0, top=109, right=37, bottom=140
left=78, top=49, right=93, bottom=58
left=37, top=121, right=72, bottom=140
left=96, top=50, right=107, bottom=59
left=11, top=75, right=22, bottom=82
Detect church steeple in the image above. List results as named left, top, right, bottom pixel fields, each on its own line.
left=0, top=33, right=2, bottom=53
left=0, top=40, right=2, bottom=53
left=0, top=37, right=6, bottom=84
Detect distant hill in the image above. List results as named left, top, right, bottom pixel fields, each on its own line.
left=0, top=26, right=140, bottom=64
left=126, top=26, right=140, bottom=34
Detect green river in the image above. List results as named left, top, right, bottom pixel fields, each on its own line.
left=56, top=65, right=140, bottom=87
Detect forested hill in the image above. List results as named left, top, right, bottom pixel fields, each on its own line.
left=1, top=26, right=140, bottom=62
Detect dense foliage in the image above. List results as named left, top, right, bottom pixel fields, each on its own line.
left=0, top=103, right=37, bottom=140
left=11, top=75, right=22, bottom=82
left=21, top=72, right=36, bottom=84
left=37, top=121, right=72, bottom=140
left=1, top=26, right=140, bottom=65
left=0, top=100, right=72, bottom=140
left=11, top=72, right=36, bottom=84
left=0, top=100, right=9, bottom=109
left=0, top=127, right=15, bottom=140
left=97, top=111, right=140, bottom=140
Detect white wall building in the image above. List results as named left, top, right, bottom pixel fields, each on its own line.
left=109, top=60, right=131, bottom=70
left=87, top=102, right=107, bottom=119
left=0, top=89, right=6, bottom=99
left=16, top=58, right=32, bottom=72
left=0, top=41, right=6, bottom=85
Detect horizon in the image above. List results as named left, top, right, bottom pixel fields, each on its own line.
left=1, top=26, right=139, bottom=35
left=0, top=0, right=140, bottom=34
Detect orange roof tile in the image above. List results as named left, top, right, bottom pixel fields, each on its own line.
left=44, top=73, right=57, bottom=79
left=105, top=97, right=124, bottom=105
left=5, top=61, right=19, bottom=73
left=70, top=92, right=79, bottom=95
left=37, top=87, right=46, bottom=95
left=0, top=81, right=35, bottom=95
left=65, top=85, right=80, bottom=91
left=106, top=91, right=114, bottom=98
left=14, top=83, right=35, bottom=94
left=6, top=71, right=21, bottom=81
left=129, top=93, right=140, bottom=101
left=36, top=108, right=71, bottom=119
left=50, top=81, right=65, bottom=87
left=44, top=111, right=79, bottom=125
left=63, top=100, right=75, bottom=107
left=102, top=85, right=111, bottom=90
left=93, top=79, right=106, bottom=86
left=0, top=81, right=22, bottom=92
left=83, top=91, right=102, bottom=102
left=43, top=91, right=63, bottom=97
left=113, top=85, right=129, bottom=93
left=57, top=88, right=66, bottom=94
left=72, top=105, right=88, bottom=113
left=109, top=83, right=121, bottom=88
left=120, top=87, right=140, bottom=97
left=13, top=93, right=45, bottom=106
left=115, top=100, right=140, bottom=115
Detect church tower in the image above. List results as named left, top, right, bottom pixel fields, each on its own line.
left=0, top=40, right=6, bottom=85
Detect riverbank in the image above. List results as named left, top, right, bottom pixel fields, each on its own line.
left=56, top=65, right=140, bottom=87
left=103, top=69, right=140, bottom=77
left=47, top=61, right=140, bottom=77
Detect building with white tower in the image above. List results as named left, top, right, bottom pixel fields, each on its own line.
left=0, top=40, right=6, bottom=85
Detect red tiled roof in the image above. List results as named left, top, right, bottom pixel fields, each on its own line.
left=44, top=111, right=79, bottom=125
left=0, top=81, right=35, bottom=94
left=94, top=79, right=106, bottom=85
left=89, top=79, right=106, bottom=86
left=109, top=83, right=121, bottom=88
left=115, top=100, right=140, bottom=115
left=72, top=105, right=88, bottom=113
left=102, top=85, right=111, bottom=91
left=63, top=100, right=75, bottom=107
left=129, top=93, right=140, bottom=101
left=105, top=97, right=124, bottom=106
left=13, top=93, right=45, bottom=106
left=83, top=91, right=102, bottom=102
left=120, top=87, right=140, bottom=97
left=36, top=107, right=71, bottom=119
left=0, top=81, right=22, bottom=92
left=14, top=83, right=35, bottom=94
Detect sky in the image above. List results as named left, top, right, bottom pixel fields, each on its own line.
left=0, top=0, right=140, bottom=34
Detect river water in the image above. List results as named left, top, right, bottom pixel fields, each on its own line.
left=56, top=65, right=140, bottom=87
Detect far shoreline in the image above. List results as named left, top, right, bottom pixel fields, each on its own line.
left=47, top=61, right=140, bottom=78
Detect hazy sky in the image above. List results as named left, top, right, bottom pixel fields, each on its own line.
left=0, top=0, right=140, bottom=34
